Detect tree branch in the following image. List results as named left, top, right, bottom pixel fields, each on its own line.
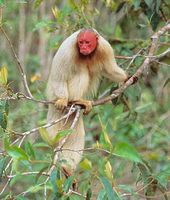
left=1, top=22, right=170, bottom=112
left=0, top=23, right=33, bottom=98
left=93, top=21, right=170, bottom=107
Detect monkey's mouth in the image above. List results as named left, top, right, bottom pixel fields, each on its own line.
left=80, top=50, right=90, bottom=55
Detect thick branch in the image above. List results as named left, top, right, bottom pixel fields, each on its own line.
left=1, top=22, right=170, bottom=111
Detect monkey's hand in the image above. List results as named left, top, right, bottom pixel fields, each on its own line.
left=124, top=75, right=138, bottom=85
left=69, top=100, right=92, bottom=115
left=55, top=98, right=68, bottom=110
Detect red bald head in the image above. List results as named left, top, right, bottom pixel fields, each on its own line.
left=77, top=29, right=99, bottom=56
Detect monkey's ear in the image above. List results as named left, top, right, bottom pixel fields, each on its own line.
left=96, top=34, right=99, bottom=40
left=124, top=75, right=138, bottom=85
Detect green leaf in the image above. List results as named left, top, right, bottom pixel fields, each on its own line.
left=137, top=163, right=149, bottom=193
left=53, top=129, right=73, bottom=146
left=134, top=0, right=141, bottom=10
left=62, top=8, right=74, bottom=17
left=63, top=176, right=74, bottom=193
left=99, top=157, right=107, bottom=176
left=10, top=167, right=26, bottom=187
left=86, top=188, right=92, bottom=200
left=158, top=56, right=170, bottom=65
left=81, top=181, right=89, bottom=195
left=149, top=12, right=160, bottom=30
left=115, top=25, right=122, bottom=39
left=79, top=158, right=93, bottom=170
left=145, top=0, right=153, bottom=8
left=39, top=127, right=52, bottom=145
left=114, top=142, right=142, bottom=163
left=45, top=35, right=62, bottom=50
left=5, top=139, right=28, bottom=160
left=35, top=166, right=49, bottom=184
left=14, top=195, right=29, bottom=200
left=163, top=78, right=170, bottom=89
left=117, top=185, right=139, bottom=200
left=33, top=21, right=56, bottom=32
left=12, top=146, right=29, bottom=160
left=105, top=161, right=113, bottom=181
left=34, top=0, right=43, bottom=10
left=10, top=1, right=27, bottom=4
left=110, top=85, right=120, bottom=105
left=115, top=162, right=125, bottom=179
left=0, top=157, right=8, bottom=181
left=1, top=65, right=8, bottom=85
left=99, top=177, right=119, bottom=200
left=69, top=194, right=81, bottom=200
left=145, top=177, right=158, bottom=199
left=139, top=24, right=146, bottom=28
left=0, top=0, right=5, bottom=6
left=33, top=142, right=50, bottom=148
left=135, top=102, right=153, bottom=113
left=0, top=99, right=9, bottom=130
left=25, top=141, right=35, bottom=159
left=49, top=170, right=59, bottom=196
left=98, top=115, right=112, bottom=148
left=153, top=172, right=168, bottom=189
left=12, top=158, right=18, bottom=172
left=23, top=185, right=52, bottom=193
left=97, top=189, right=107, bottom=200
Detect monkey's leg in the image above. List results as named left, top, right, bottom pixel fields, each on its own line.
left=69, top=100, right=92, bottom=115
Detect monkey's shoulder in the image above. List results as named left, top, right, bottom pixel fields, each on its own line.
left=98, top=36, right=114, bottom=57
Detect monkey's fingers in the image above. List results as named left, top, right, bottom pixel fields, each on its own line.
left=132, top=76, right=138, bottom=85
left=55, top=98, right=68, bottom=110
left=124, top=75, right=138, bottom=85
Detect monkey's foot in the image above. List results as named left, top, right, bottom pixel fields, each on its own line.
left=69, top=100, right=92, bottom=115
left=55, top=98, right=68, bottom=110
left=62, top=165, right=77, bottom=191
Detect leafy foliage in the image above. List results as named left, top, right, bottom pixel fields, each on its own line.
left=0, top=99, right=9, bottom=130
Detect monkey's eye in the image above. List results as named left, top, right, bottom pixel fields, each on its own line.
left=86, top=41, right=90, bottom=44
left=79, top=41, right=83, bottom=44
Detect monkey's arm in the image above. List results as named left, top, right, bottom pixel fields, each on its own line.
left=51, top=80, right=69, bottom=110
left=102, top=62, right=128, bottom=83
left=46, top=71, right=69, bottom=111
left=102, top=58, right=138, bottom=84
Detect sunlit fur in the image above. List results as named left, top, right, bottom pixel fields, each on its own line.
left=46, top=28, right=127, bottom=173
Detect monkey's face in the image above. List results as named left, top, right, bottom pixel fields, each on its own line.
left=78, top=30, right=99, bottom=56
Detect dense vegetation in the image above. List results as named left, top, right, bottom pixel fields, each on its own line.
left=0, top=0, right=170, bottom=199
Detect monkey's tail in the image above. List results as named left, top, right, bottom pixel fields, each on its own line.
left=47, top=106, right=85, bottom=170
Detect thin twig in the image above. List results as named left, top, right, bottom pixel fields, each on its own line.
left=9, top=107, right=77, bottom=137
left=0, top=170, right=12, bottom=196
left=0, top=25, right=33, bottom=98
